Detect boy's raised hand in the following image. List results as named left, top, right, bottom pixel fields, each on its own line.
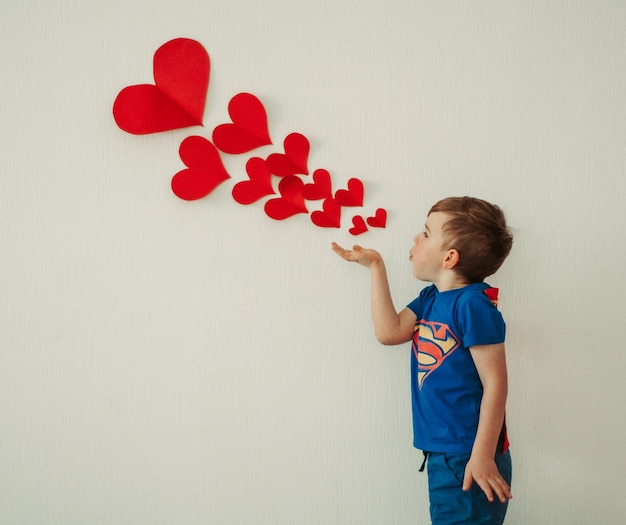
left=331, top=242, right=383, bottom=268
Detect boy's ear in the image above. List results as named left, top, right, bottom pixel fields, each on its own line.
left=442, top=249, right=460, bottom=270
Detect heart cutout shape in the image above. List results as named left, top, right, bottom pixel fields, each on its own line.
left=303, top=169, right=332, bottom=201
left=113, top=38, right=210, bottom=135
left=265, top=133, right=310, bottom=176
left=311, top=198, right=341, bottom=228
left=212, top=93, right=272, bottom=154
left=366, top=208, right=387, bottom=228
left=232, top=157, right=275, bottom=205
left=334, top=178, right=364, bottom=207
left=264, top=176, right=308, bottom=220
left=171, top=136, right=231, bottom=201
left=349, top=215, right=368, bottom=236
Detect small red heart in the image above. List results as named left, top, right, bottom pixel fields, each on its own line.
left=335, top=178, right=364, bottom=207
left=303, top=169, right=332, bottom=201
left=171, top=136, right=231, bottom=201
left=311, top=198, right=341, bottom=228
left=212, top=93, right=272, bottom=154
left=264, top=176, right=308, bottom=220
left=265, top=133, right=310, bottom=176
left=232, top=157, right=275, bottom=205
left=113, top=38, right=210, bottom=134
left=366, top=208, right=387, bottom=228
left=349, top=215, right=368, bottom=236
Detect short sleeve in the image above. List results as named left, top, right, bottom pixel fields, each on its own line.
left=407, top=285, right=436, bottom=318
left=456, top=290, right=506, bottom=347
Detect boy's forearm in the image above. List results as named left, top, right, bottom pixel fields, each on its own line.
left=369, top=261, right=407, bottom=344
left=471, top=381, right=507, bottom=459
left=331, top=243, right=415, bottom=345
left=468, top=344, right=508, bottom=459
left=463, top=356, right=512, bottom=502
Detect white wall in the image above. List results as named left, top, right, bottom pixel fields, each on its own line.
left=2, top=1, right=625, bottom=523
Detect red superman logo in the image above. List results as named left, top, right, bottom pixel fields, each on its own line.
left=412, top=320, right=460, bottom=389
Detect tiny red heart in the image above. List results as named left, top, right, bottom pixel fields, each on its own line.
left=264, top=176, right=308, bottom=220
left=303, top=169, right=332, bottom=201
left=311, top=198, right=341, bottom=228
left=212, top=93, right=272, bottom=154
left=171, top=136, right=231, bottom=201
left=266, top=133, right=310, bottom=176
left=349, top=215, right=368, bottom=236
left=113, top=38, right=210, bottom=134
left=335, top=178, right=364, bottom=207
left=366, top=208, right=387, bottom=228
left=232, top=157, right=275, bottom=205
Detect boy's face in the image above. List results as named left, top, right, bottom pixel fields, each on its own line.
left=409, top=212, right=450, bottom=282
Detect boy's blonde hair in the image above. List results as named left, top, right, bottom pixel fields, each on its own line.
left=429, top=197, right=513, bottom=283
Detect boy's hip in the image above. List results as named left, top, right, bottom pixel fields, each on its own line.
left=425, top=450, right=512, bottom=525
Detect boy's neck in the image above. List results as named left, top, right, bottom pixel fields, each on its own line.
left=433, top=272, right=471, bottom=292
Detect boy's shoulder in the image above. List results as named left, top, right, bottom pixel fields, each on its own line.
left=451, top=282, right=494, bottom=296
left=411, top=283, right=500, bottom=316
left=454, top=283, right=500, bottom=310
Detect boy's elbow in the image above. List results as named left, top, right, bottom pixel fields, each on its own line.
left=375, top=334, right=392, bottom=345
left=375, top=331, right=403, bottom=346
left=373, top=314, right=415, bottom=346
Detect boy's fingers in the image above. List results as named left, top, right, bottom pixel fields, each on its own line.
left=331, top=242, right=347, bottom=255
left=487, top=473, right=511, bottom=503
left=477, top=479, right=495, bottom=502
left=494, top=478, right=512, bottom=502
left=480, top=477, right=511, bottom=504
left=462, top=470, right=472, bottom=492
left=331, top=243, right=354, bottom=261
left=464, top=471, right=512, bottom=503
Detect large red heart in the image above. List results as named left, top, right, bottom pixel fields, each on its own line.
left=311, top=198, right=341, bottom=228
left=335, top=178, right=364, bottom=207
left=232, top=157, right=275, bottom=205
left=303, top=169, right=332, bottom=201
left=113, top=38, right=209, bottom=135
left=171, top=136, right=231, bottom=201
left=212, top=93, right=272, bottom=154
left=349, top=215, right=368, bottom=236
left=265, top=133, right=310, bottom=176
left=264, top=176, right=308, bottom=220
left=366, top=208, right=387, bottom=228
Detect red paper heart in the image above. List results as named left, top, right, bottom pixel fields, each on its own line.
left=212, top=93, right=272, bottom=154
left=232, top=157, right=275, bottom=205
left=335, top=178, right=364, bottom=207
left=265, top=133, right=310, bottom=176
left=303, top=169, right=332, bottom=201
left=366, top=208, right=387, bottom=228
left=349, top=215, right=368, bottom=236
left=113, top=38, right=209, bottom=135
left=264, top=176, right=308, bottom=220
left=171, top=136, right=230, bottom=201
left=311, top=198, right=341, bottom=228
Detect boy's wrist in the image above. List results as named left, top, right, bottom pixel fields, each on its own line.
left=470, top=441, right=498, bottom=461
left=368, top=258, right=386, bottom=273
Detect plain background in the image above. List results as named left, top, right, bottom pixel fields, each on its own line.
left=2, top=1, right=625, bottom=523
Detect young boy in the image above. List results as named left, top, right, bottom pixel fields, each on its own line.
left=332, top=196, right=514, bottom=525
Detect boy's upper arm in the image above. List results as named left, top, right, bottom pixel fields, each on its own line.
left=469, top=343, right=507, bottom=387
left=381, top=307, right=416, bottom=345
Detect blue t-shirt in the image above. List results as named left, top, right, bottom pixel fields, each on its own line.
left=406, top=283, right=506, bottom=453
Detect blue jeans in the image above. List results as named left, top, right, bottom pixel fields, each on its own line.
left=426, top=450, right=512, bottom=525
